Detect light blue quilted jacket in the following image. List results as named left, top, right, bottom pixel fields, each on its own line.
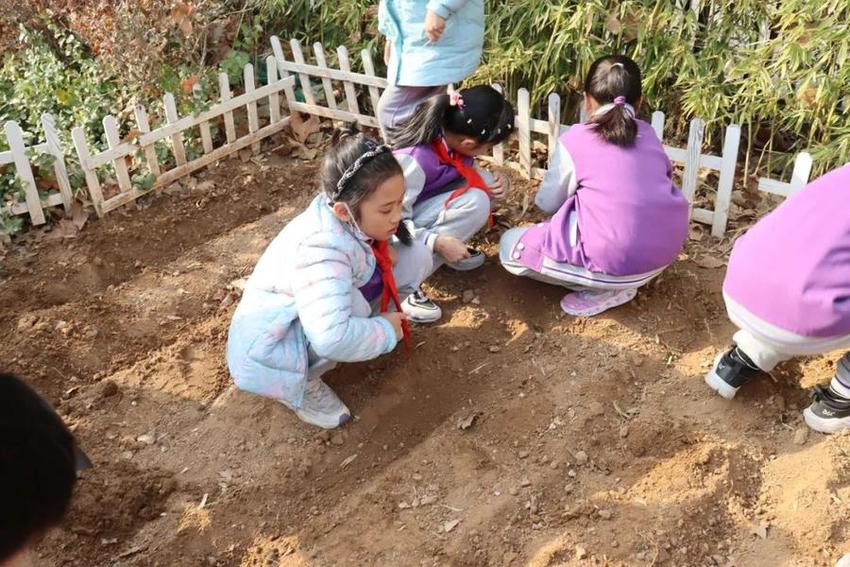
left=379, top=0, right=484, bottom=87
left=226, top=195, right=398, bottom=407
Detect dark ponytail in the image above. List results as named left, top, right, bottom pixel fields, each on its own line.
left=388, top=85, right=515, bottom=149
left=584, top=55, right=642, bottom=147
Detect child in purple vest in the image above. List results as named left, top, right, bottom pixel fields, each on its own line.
left=705, top=164, right=850, bottom=434
left=499, top=55, right=689, bottom=317
left=389, top=85, right=515, bottom=322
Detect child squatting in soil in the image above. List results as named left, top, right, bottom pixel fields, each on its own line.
left=499, top=55, right=690, bottom=317
left=226, top=128, right=433, bottom=429
left=0, top=373, right=91, bottom=567
left=705, top=164, right=850, bottom=434
left=388, top=85, right=515, bottom=322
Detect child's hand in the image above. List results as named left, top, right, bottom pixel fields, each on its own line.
left=434, top=235, right=470, bottom=263
left=489, top=173, right=510, bottom=200
left=381, top=311, right=407, bottom=340
left=424, top=10, right=446, bottom=43
left=383, top=41, right=391, bottom=65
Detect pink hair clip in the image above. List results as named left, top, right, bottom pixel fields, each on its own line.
left=449, top=91, right=465, bottom=109
left=614, top=96, right=627, bottom=106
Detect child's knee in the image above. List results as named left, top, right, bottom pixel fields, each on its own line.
left=458, top=188, right=491, bottom=227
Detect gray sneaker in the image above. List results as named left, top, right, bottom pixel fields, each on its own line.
left=283, top=376, right=351, bottom=429
left=448, top=248, right=486, bottom=271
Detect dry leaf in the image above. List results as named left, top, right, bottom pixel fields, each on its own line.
left=457, top=413, right=478, bottom=430
left=292, top=144, right=318, bottom=161
left=181, top=75, right=200, bottom=95
left=750, top=521, right=769, bottom=539
left=694, top=255, right=725, bottom=269
left=123, top=129, right=142, bottom=144
left=289, top=112, right=321, bottom=144
left=70, top=201, right=89, bottom=231
left=443, top=519, right=460, bottom=533
left=340, top=454, right=358, bottom=468
left=605, top=15, right=622, bottom=34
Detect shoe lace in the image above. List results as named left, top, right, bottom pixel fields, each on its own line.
left=811, top=385, right=850, bottom=409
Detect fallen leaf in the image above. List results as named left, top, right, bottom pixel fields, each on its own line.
left=605, top=14, right=622, bottom=34
left=292, top=144, right=318, bottom=161
left=70, top=202, right=89, bottom=231
left=443, top=519, right=460, bottom=533
left=694, top=255, right=725, bottom=269
left=750, top=521, right=769, bottom=539
left=340, top=454, right=358, bottom=468
left=289, top=112, right=321, bottom=144
left=181, top=76, right=200, bottom=95
left=457, top=413, right=478, bottom=430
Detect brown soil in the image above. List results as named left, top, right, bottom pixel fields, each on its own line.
left=3, top=145, right=849, bottom=567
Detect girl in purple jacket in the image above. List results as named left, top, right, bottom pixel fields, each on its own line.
left=499, top=55, right=689, bottom=317
left=705, top=164, right=850, bottom=434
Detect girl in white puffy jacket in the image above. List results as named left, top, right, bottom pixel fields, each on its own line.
left=226, top=128, right=433, bottom=429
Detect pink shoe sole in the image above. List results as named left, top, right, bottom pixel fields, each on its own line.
left=560, top=288, right=638, bottom=317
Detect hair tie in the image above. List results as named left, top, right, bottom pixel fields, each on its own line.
left=449, top=91, right=465, bottom=109
left=332, top=144, right=390, bottom=201
left=614, top=96, right=627, bottom=106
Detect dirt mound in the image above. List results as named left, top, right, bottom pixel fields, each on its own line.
left=1, top=151, right=847, bottom=566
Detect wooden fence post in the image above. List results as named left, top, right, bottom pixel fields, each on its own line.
left=4, top=121, right=46, bottom=225
left=711, top=124, right=741, bottom=237
left=41, top=113, right=73, bottom=213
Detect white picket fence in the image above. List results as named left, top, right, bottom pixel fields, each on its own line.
left=1, top=114, right=73, bottom=225
left=269, top=36, right=814, bottom=238
left=0, top=35, right=816, bottom=238
left=72, top=58, right=296, bottom=216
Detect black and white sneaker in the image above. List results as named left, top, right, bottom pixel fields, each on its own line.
left=704, top=346, right=762, bottom=399
left=401, top=289, right=442, bottom=323
left=803, top=386, right=850, bottom=434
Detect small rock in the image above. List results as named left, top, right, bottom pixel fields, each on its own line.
left=508, top=487, right=518, bottom=496
left=564, top=483, right=574, bottom=494
left=549, top=461, right=559, bottom=470
left=619, top=425, right=630, bottom=438
left=206, top=556, right=217, bottom=566
left=520, top=477, right=531, bottom=487
left=462, top=290, right=475, bottom=303
left=443, top=519, right=460, bottom=533
left=137, top=433, right=156, bottom=445
left=121, top=450, right=134, bottom=460
left=489, top=346, right=501, bottom=353
left=98, top=380, right=119, bottom=398
left=598, top=509, right=613, bottom=520
left=398, top=501, right=411, bottom=510
left=793, top=427, right=809, bottom=446
left=568, top=469, right=577, bottom=478
left=412, top=473, right=423, bottom=482
left=518, top=450, right=529, bottom=459
left=575, top=450, right=589, bottom=465
left=575, top=545, right=587, bottom=559
left=330, top=432, right=345, bottom=446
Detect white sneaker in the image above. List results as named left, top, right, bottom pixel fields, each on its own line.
left=283, top=375, right=351, bottom=429
left=401, top=289, right=442, bottom=323
left=448, top=248, right=486, bottom=271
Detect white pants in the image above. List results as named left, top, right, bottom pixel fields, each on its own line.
left=412, top=187, right=491, bottom=276
left=498, top=227, right=664, bottom=291
left=309, top=237, right=433, bottom=378
left=725, top=293, right=850, bottom=372
left=377, top=85, right=447, bottom=142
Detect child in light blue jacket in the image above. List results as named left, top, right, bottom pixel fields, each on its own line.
left=377, top=0, right=484, bottom=141
left=226, top=128, right=433, bottom=429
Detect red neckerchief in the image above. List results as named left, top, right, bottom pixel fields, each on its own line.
left=370, top=239, right=411, bottom=353
left=430, top=138, right=493, bottom=228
